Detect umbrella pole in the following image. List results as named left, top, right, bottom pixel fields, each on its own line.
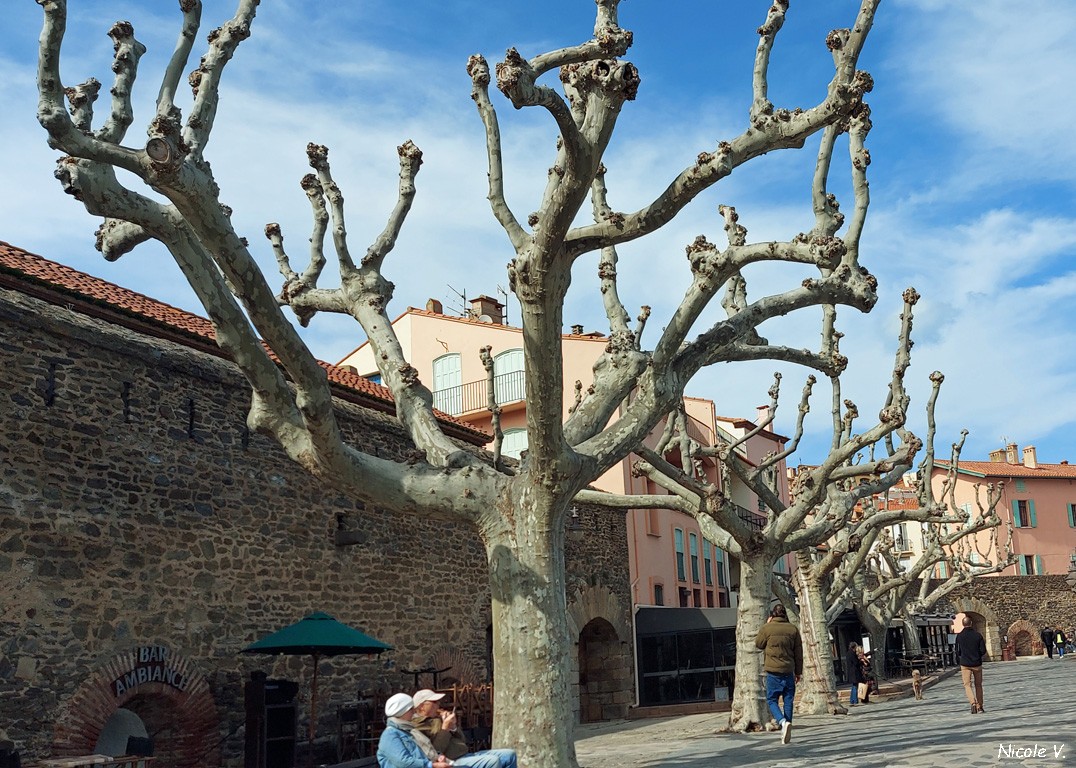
left=309, top=652, right=319, bottom=768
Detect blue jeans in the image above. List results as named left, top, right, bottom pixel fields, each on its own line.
left=454, top=749, right=517, bottom=768
left=765, top=671, right=796, bottom=724
left=849, top=682, right=859, bottom=704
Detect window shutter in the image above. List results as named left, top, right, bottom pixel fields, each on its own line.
left=1069, top=503, right=1076, bottom=528
left=1018, top=557, right=1028, bottom=575
left=1029, top=499, right=1037, bottom=527
left=1035, top=555, right=1044, bottom=575
left=1011, top=500, right=1022, bottom=527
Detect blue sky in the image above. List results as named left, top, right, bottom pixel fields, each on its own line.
left=2, top=1, right=1075, bottom=468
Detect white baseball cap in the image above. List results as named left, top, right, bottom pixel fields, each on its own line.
left=385, top=692, right=415, bottom=718
left=412, top=689, right=446, bottom=707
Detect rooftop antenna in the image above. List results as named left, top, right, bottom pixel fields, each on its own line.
left=497, top=284, right=510, bottom=326
left=446, top=284, right=470, bottom=318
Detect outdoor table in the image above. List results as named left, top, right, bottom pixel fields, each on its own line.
left=38, top=757, right=153, bottom=768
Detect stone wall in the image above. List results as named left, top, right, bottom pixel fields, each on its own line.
left=0, top=284, right=632, bottom=764
left=940, top=575, right=1076, bottom=658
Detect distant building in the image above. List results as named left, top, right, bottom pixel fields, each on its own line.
left=933, top=443, right=1076, bottom=576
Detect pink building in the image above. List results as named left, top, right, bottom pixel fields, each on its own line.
left=932, top=443, right=1076, bottom=576
left=339, top=297, right=792, bottom=706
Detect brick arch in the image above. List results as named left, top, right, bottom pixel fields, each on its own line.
left=566, top=583, right=629, bottom=642
left=950, top=596, right=1003, bottom=660
left=566, top=584, right=632, bottom=723
left=1006, top=619, right=1039, bottom=657
left=52, top=647, right=219, bottom=767
left=425, top=647, right=483, bottom=686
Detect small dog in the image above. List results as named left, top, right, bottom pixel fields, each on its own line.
left=911, top=669, right=924, bottom=700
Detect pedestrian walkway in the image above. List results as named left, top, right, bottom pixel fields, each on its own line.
left=574, top=656, right=1076, bottom=767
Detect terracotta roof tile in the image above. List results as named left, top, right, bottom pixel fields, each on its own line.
left=934, top=459, right=1076, bottom=479
left=0, top=240, right=489, bottom=442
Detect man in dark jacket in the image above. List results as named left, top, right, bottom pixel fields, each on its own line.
left=1040, top=625, right=1055, bottom=659
left=754, top=603, right=803, bottom=744
left=956, top=615, right=987, bottom=713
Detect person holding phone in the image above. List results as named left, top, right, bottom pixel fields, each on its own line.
left=411, top=689, right=517, bottom=768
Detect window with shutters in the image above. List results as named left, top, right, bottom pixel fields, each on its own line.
left=501, top=428, right=528, bottom=460
left=1012, top=499, right=1036, bottom=527
left=493, top=348, right=525, bottom=404
left=1018, top=554, right=1043, bottom=575
left=432, top=353, right=462, bottom=414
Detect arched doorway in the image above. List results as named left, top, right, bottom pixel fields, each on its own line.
left=578, top=618, right=623, bottom=723
left=950, top=597, right=1003, bottom=660
left=1006, top=619, right=1038, bottom=657
left=93, top=708, right=149, bottom=756
left=52, top=646, right=219, bottom=767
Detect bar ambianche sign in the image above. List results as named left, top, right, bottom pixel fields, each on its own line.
left=110, top=645, right=189, bottom=698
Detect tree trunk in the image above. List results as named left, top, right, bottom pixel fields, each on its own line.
left=488, top=491, right=577, bottom=768
left=727, top=557, right=772, bottom=732
left=793, top=554, right=846, bottom=715
left=901, top=613, right=924, bottom=657
left=866, top=624, right=888, bottom=683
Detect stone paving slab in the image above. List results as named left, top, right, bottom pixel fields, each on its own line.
left=574, top=656, right=1076, bottom=767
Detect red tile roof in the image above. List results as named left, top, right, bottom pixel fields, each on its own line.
left=0, top=240, right=489, bottom=443
left=934, top=459, right=1076, bottom=480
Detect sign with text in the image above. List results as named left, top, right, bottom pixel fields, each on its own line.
left=110, top=645, right=188, bottom=698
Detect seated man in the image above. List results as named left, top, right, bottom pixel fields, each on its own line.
left=411, top=689, right=517, bottom=768
left=377, top=692, right=451, bottom=768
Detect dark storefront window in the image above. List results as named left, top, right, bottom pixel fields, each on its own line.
left=638, top=628, right=737, bottom=705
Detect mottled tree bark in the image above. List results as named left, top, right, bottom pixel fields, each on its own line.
left=727, top=558, right=773, bottom=731
left=794, top=551, right=846, bottom=715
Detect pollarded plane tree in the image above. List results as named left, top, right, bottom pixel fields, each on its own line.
left=36, top=0, right=881, bottom=763
left=593, top=287, right=924, bottom=730
left=785, top=382, right=1004, bottom=713
left=824, top=432, right=1014, bottom=681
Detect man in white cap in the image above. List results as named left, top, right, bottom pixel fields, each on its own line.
left=376, top=692, right=452, bottom=768
left=410, top=689, right=517, bottom=768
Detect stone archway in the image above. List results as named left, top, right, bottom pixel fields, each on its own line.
left=566, top=583, right=632, bottom=723
left=950, top=597, right=1003, bottom=660
left=52, top=646, right=219, bottom=767
left=1006, top=619, right=1039, bottom=657
left=577, top=618, right=625, bottom=723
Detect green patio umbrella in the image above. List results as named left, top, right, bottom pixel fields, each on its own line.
left=241, top=611, right=392, bottom=754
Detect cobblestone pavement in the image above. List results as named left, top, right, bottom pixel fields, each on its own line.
left=574, top=656, right=1076, bottom=767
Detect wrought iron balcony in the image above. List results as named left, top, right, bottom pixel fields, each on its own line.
left=433, top=370, right=526, bottom=416
left=731, top=502, right=766, bottom=531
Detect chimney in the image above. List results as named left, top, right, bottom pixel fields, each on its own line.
left=989, top=449, right=1005, bottom=463
left=469, top=295, right=504, bottom=324
left=1005, top=442, right=1019, bottom=464
left=426, top=298, right=443, bottom=314
left=1022, top=445, right=1037, bottom=469
left=570, top=324, right=584, bottom=335
left=756, top=404, right=771, bottom=424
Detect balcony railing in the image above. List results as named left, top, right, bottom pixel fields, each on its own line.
left=731, top=502, right=766, bottom=531
left=433, top=370, right=526, bottom=416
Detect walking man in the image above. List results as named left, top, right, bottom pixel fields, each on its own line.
left=956, top=615, right=987, bottom=713
left=1055, top=627, right=1068, bottom=659
left=754, top=603, right=803, bottom=744
left=1040, top=625, right=1055, bottom=659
